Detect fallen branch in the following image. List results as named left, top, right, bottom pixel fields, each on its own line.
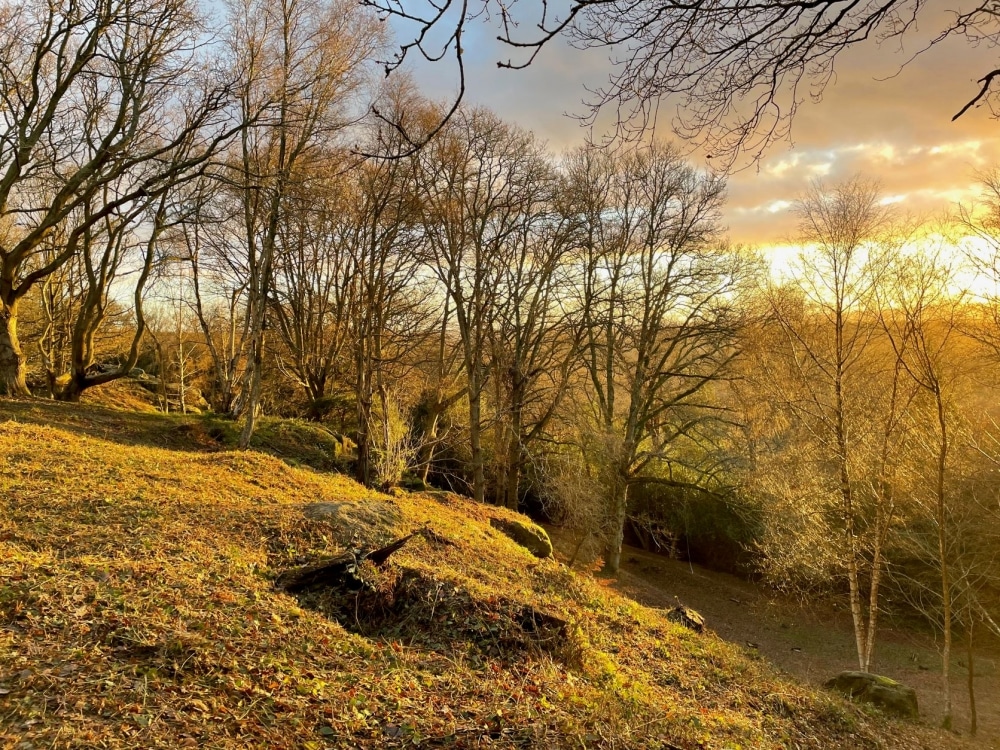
left=275, top=532, right=416, bottom=593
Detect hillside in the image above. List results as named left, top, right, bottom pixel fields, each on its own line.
left=0, top=400, right=983, bottom=749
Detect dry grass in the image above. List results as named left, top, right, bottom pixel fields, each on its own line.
left=0, top=400, right=981, bottom=748
left=596, top=544, right=1000, bottom=747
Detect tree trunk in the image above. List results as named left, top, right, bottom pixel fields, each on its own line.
left=356, top=393, right=372, bottom=487
left=603, top=469, right=629, bottom=575
left=419, top=406, right=441, bottom=484
left=0, top=302, right=30, bottom=397
left=417, top=386, right=466, bottom=484
left=845, top=520, right=868, bottom=671
left=503, top=440, right=521, bottom=510
left=177, top=326, right=187, bottom=414
left=863, top=546, right=885, bottom=673
left=238, top=336, right=264, bottom=449
left=502, top=399, right=524, bottom=510
left=57, top=373, right=87, bottom=403
left=967, top=620, right=977, bottom=736
left=468, top=384, right=485, bottom=504
left=834, top=319, right=870, bottom=673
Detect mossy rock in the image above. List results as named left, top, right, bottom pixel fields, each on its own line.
left=824, top=671, right=918, bottom=719
left=490, top=517, right=552, bottom=558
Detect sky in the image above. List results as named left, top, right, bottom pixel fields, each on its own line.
left=396, top=6, right=1000, bottom=248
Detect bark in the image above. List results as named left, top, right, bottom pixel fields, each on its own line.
left=376, top=377, right=397, bottom=488
left=238, top=336, right=265, bottom=448
left=237, top=26, right=286, bottom=448
left=968, top=620, right=977, bottom=736
left=844, top=488, right=867, bottom=671
left=468, top=381, right=486, bottom=504
left=834, top=293, right=870, bottom=673
left=356, top=389, right=373, bottom=487
left=0, top=301, right=29, bottom=397
left=502, top=435, right=522, bottom=510
left=864, top=361, right=903, bottom=675
left=418, top=406, right=441, bottom=484
left=603, top=469, right=629, bottom=575
left=275, top=533, right=414, bottom=593
left=863, top=545, right=885, bottom=673
left=355, top=333, right=371, bottom=485
left=58, top=373, right=88, bottom=403
left=500, top=384, right=525, bottom=510
left=238, top=155, right=281, bottom=447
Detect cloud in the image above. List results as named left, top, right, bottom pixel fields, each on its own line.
left=398, top=11, right=1000, bottom=246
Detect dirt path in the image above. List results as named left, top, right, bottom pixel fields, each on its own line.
left=558, top=537, right=999, bottom=748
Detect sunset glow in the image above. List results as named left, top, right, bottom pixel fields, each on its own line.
left=411, top=22, right=1000, bottom=253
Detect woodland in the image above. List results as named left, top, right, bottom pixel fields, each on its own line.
left=2, top=0, right=1000, bottom=743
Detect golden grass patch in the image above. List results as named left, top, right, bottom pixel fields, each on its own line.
left=0, top=410, right=969, bottom=749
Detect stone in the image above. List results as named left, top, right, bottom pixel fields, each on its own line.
left=489, top=517, right=552, bottom=558
left=824, top=671, right=918, bottom=718
left=301, top=500, right=401, bottom=531
left=667, top=605, right=705, bottom=633
left=303, top=502, right=350, bottom=520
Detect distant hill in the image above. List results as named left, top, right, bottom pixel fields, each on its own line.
left=0, top=398, right=978, bottom=749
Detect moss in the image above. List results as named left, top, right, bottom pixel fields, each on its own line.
left=873, top=675, right=901, bottom=688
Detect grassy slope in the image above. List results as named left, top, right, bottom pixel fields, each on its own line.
left=0, top=400, right=975, bottom=749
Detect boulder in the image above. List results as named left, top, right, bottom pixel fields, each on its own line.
left=490, top=517, right=552, bottom=558
left=301, top=500, right=401, bottom=532
left=667, top=605, right=705, bottom=633
left=824, top=671, right=918, bottom=718
left=303, top=502, right=351, bottom=520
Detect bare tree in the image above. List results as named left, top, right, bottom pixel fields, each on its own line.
left=567, top=142, right=745, bottom=574
left=177, top=176, right=248, bottom=413
left=411, top=307, right=468, bottom=486
left=223, top=0, right=382, bottom=447
left=348, top=148, right=433, bottom=487
left=956, top=169, right=1000, bottom=367
left=54, top=195, right=154, bottom=400
left=269, top=161, right=357, bottom=404
left=759, top=177, right=907, bottom=672
left=33, top=229, right=87, bottom=396
left=414, top=108, right=551, bottom=503
left=882, top=251, right=967, bottom=729
left=486, top=166, right=581, bottom=508
left=362, top=0, right=997, bottom=165
left=0, top=0, right=239, bottom=395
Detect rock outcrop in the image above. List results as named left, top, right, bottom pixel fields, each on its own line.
left=667, top=605, right=705, bottom=633
left=824, top=671, right=918, bottom=718
left=489, top=517, right=553, bottom=558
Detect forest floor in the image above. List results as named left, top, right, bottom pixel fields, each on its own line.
left=549, top=533, right=1000, bottom=747
left=0, top=393, right=993, bottom=749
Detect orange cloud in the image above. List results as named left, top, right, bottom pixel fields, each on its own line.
left=410, top=18, right=1000, bottom=246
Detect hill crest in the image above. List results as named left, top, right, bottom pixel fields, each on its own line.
left=0, top=404, right=978, bottom=748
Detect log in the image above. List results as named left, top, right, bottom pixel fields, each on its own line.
left=275, top=533, right=415, bottom=593
left=366, top=533, right=416, bottom=565
left=275, top=551, right=361, bottom=593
